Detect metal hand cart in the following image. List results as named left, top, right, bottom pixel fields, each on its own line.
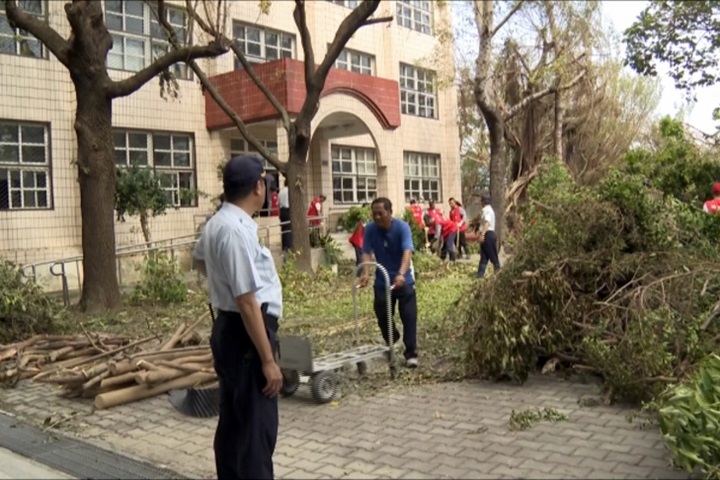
left=277, top=261, right=398, bottom=404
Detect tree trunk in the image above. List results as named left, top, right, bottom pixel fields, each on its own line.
left=553, top=88, right=564, bottom=160
left=74, top=86, right=121, bottom=312
left=139, top=212, right=152, bottom=245
left=286, top=124, right=312, bottom=272
left=486, top=116, right=506, bottom=249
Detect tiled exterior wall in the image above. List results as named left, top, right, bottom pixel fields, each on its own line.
left=0, top=0, right=460, bottom=271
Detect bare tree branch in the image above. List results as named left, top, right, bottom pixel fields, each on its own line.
left=155, top=1, right=282, bottom=169
left=504, top=63, right=587, bottom=121
left=293, top=0, right=316, bottom=88
left=316, top=0, right=384, bottom=87
left=363, top=16, right=393, bottom=26
left=4, top=0, right=70, bottom=66
left=185, top=0, right=292, bottom=131
left=108, top=42, right=227, bottom=98
left=491, top=0, right=525, bottom=38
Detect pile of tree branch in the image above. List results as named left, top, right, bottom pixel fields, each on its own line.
left=458, top=157, right=720, bottom=404
left=0, top=313, right=215, bottom=410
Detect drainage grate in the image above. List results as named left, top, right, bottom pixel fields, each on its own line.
left=0, top=413, right=188, bottom=479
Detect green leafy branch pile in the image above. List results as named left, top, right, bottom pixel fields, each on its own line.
left=654, top=353, right=720, bottom=479
left=508, top=407, right=568, bottom=431
left=459, top=118, right=720, bottom=404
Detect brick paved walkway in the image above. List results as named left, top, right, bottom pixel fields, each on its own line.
left=0, top=375, right=686, bottom=479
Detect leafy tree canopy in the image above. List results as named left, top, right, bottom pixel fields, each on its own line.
left=624, top=0, right=720, bottom=92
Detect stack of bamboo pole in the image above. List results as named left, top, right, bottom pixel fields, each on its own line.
left=0, top=312, right=216, bottom=410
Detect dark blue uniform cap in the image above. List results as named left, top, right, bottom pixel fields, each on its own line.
left=223, top=155, right=266, bottom=191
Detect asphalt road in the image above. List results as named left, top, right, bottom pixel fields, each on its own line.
left=0, top=447, right=75, bottom=479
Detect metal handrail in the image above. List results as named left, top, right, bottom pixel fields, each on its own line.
left=18, top=213, right=329, bottom=305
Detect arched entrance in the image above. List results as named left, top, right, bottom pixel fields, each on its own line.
left=306, top=94, right=398, bottom=227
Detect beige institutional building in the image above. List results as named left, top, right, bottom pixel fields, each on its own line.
left=0, top=0, right=460, bottom=272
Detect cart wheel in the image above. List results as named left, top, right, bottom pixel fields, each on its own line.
left=356, top=361, right=368, bottom=375
left=280, top=369, right=300, bottom=397
left=310, top=371, right=338, bottom=404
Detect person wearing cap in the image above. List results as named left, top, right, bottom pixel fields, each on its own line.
left=192, top=155, right=283, bottom=480
left=703, top=183, right=720, bottom=215
left=476, top=194, right=501, bottom=278
left=358, top=197, right=419, bottom=368
left=449, top=197, right=468, bottom=258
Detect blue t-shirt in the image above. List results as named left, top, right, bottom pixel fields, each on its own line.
left=362, top=219, right=415, bottom=288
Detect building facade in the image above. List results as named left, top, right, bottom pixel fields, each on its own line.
left=0, top=0, right=461, bottom=268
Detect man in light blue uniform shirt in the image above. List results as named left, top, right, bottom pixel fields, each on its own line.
left=193, top=155, right=283, bottom=480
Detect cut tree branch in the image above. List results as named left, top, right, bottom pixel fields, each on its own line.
left=491, top=0, right=525, bottom=38
left=4, top=0, right=70, bottom=67
left=294, top=0, right=316, bottom=90
left=155, top=2, right=282, bottom=169
left=184, top=0, right=291, bottom=131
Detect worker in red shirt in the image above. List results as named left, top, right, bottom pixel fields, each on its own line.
left=424, top=213, right=457, bottom=261
left=349, top=203, right=370, bottom=268
left=425, top=200, right=444, bottom=251
left=270, top=188, right=279, bottom=217
left=307, top=194, right=326, bottom=247
left=307, top=194, right=326, bottom=226
left=703, top=183, right=720, bottom=215
left=449, top=197, right=468, bottom=258
left=408, top=198, right=424, bottom=228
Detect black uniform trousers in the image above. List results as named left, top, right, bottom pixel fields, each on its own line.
left=279, top=207, right=292, bottom=251
left=373, top=284, right=418, bottom=359
left=476, top=230, right=501, bottom=278
left=211, top=307, right=279, bottom=480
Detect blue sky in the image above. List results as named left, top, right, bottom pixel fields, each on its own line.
left=451, top=1, right=717, bottom=134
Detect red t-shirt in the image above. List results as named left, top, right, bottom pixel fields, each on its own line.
left=349, top=222, right=365, bottom=249
left=449, top=206, right=467, bottom=232
left=270, top=192, right=279, bottom=216
left=439, top=218, right=458, bottom=239
left=704, top=198, right=720, bottom=215
left=409, top=204, right=424, bottom=228
left=307, top=197, right=322, bottom=226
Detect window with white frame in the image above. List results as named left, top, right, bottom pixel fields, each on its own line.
left=113, top=130, right=196, bottom=207
left=400, top=63, right=437, bottom=118
left=0, top=0, right=46, bottom=58
left=403, top=151, right=440, bottom=202
left=396, top=0, right=432, bottom=35
left=331, top=145, right=377, bottom=204
left=0, top=122, right=52, bottom=210
left=327, top=0, right=359, bottom=9
left=232, top=22, right=294, bottom=68
left=106, top=0, right=191, bottom=79
left=334, top=47, right=374, bottom=75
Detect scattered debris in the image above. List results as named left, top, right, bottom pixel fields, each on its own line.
left=508, top=407, right=568, bottom=431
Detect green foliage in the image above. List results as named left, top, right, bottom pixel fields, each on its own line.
left=318, top=232, right=343, bottom=265
left=509, top=407, right=568, bottom=431
left=115, top=165, right=173, bottom=224
left=461, top=120, right=720, bottom=403
left=624, top=1, right=720, bottom=91
left=653, top=354, right=720, bottom=478
left=131, top=251, right=187, bottom=305
left=0, top=261, right=65, bottom=343
left=338, top=205, right=371, bottom=232
left=401, top=208, right=427, bottom=252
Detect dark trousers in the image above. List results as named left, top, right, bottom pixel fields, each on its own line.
left=279, top=207, right=291, bottom=251
left=476, top=230, right=501, bottom=278
left=373, top=284, right=418, bottom=359
left=440, top=232, right=457, bottom=261
left=211, top=309, right=279, bottom=480
left=458, top=231, right=468, bottom=257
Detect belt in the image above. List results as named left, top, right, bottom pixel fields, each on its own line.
left=217, top=303, right=279, bottom=332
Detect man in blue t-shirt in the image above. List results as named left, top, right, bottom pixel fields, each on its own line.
left=358, top=197, right=418, bottom=368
